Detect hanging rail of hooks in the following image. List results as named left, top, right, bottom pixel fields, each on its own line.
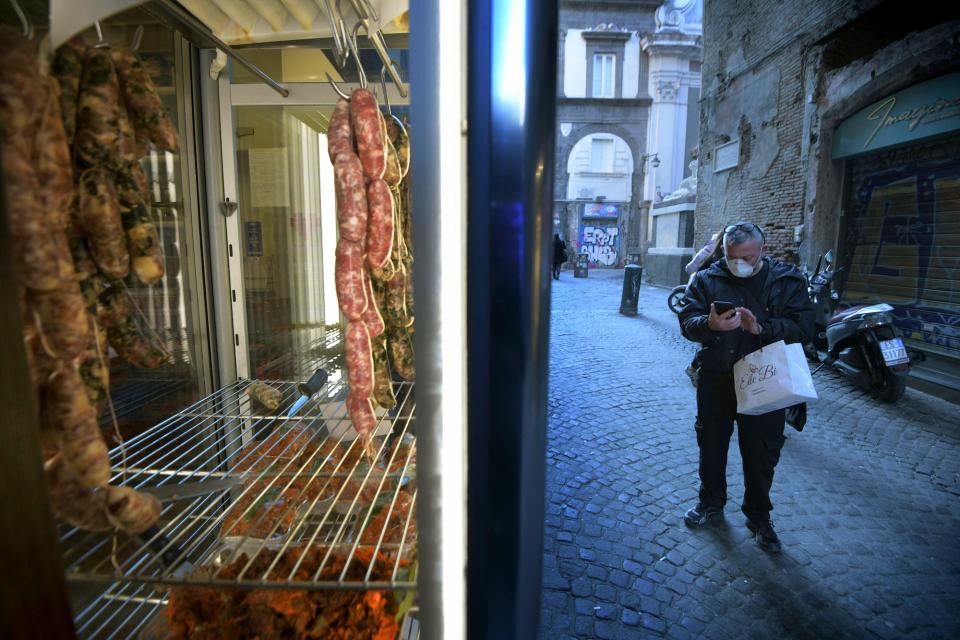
left=150, top=0, right=290, bottom=97
left=324, top=0, right=407, bottom=99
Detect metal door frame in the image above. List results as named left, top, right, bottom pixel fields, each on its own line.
left=204, top=64, right=410, bottom=382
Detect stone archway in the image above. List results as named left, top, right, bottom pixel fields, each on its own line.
left=555, top=123, right=648, bottom=265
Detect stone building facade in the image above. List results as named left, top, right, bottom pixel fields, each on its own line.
left=554, top=0, right=701, bottom=269
left=696, top=0, right=960, bottom=390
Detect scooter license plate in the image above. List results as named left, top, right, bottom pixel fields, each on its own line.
left=880, top=338, right=909, bottom=365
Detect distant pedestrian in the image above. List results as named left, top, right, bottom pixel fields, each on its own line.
left=552, top=233, right=568, bottom=280
left=683, top=230, right=727, bottom=385
left=685, top=230, right=725, bottom=276
left=677, top=222, right=814, bottom=553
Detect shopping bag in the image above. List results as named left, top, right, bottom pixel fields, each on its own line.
left=734, top=340, right=818, bottom=415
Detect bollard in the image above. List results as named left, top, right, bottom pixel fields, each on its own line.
left=574, top=253, right=589, bottom=278
left=619, top=264, right=642, bottom=316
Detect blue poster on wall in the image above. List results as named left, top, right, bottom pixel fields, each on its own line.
left=245, top=221, right=263, bottom=257
left=582, top=203, right=620, bottom=219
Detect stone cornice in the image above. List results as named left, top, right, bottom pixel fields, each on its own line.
left=557, top=97, right=654, bottom=108
left=641, top=31, right=703, bottom=60
left=582, top=30, right=632, bottom=43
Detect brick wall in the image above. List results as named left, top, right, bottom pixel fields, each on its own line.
left=694, top=0, right=884, bottom=263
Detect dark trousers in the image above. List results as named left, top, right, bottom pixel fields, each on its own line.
left=695, top=370, right=786, bottom=522
left=552, top=262, right=562, bottom=279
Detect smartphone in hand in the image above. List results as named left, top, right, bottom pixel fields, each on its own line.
left=713, top=301, right=736, bottom=315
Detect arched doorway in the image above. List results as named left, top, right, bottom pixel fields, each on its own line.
left=566, top=133, right=634, bottom=267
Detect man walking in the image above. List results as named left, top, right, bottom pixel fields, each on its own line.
left=677, top=222, right=814, bottom=552
left=552, top=233, right=568, bottom=280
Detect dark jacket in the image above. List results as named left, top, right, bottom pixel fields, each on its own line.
left=678, top=257, right=815, bottom=373
left=553, top=238, right=568, bottom=264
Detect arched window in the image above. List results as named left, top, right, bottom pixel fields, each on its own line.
left=566, top=133, right=634, bottom=201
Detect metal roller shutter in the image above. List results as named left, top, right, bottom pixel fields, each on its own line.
left=841, top=134, right=960, bottom=390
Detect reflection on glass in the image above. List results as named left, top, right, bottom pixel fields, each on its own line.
left=230, top=47, right=409, bottom=85
left=99, top=21, right=206, bottom=441
left=235, top=106, right=340, bottom=382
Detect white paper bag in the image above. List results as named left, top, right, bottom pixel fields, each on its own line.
left=734, top=340, right=819, bottom=415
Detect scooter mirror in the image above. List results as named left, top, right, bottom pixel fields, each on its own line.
left=824, top=249, right=835, bottom=265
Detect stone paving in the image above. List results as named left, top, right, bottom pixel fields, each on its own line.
left=538, top=269, right=960, bottom=640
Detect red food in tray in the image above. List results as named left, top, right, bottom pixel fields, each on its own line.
left=165, top=546, right=403, bottom=640
left=359, top=490, right=417, bottom=549
left=221, top=433, right=405, bottom=540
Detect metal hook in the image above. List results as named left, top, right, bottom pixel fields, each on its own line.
left=378, top=63, right=408, bottom=150
left=324, top=0, right=347, bottom=63
left=379, top=65, right=392, bottom=117
left=349, top=0, right=378, bottom=22
left=131, top=25, right=144, bottom=51
left=94, top=21, right=109, bottom=48
left=348, top=22, right=367, bottom=89
left=10, top=0, right=32, bottom=39
left=326, top=73, right=351, bottom=101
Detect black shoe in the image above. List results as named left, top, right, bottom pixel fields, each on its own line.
left=684, top=503, right=723, bottom=527
left=746, top=518, right=782, bottom=553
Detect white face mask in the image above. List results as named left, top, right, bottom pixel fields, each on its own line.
left=727, top=256, right=760, bottom=278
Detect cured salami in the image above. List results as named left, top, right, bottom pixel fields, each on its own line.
left=347, top=392, right=377, bottom=439
left=345, top=321, right=374, bottom=398
left=334, top=240, right=368, bottom=320
left=366, top=179, right=394, bottom=269
left=334, top=153, right=367, bottom=242
left=35, top=77, right=74, bottom=228
left=29, top=285, right=90, bottom=361
left=78, top=322, right=110, bottom=417
left=383, top=137, right=401, bottom=187
left=98, top=286, right=169, bottom=369
left=44, top=454, right=112, bottom=532
left=327, top=98, right=354, bottom=163
left=385, top=267, right=410, bottom=328
left=76, top=47, right=125, bottom=170
left=0, top=27, right=45, bottom=157
left=119, top=197, right=165, bottom=285
left=46, top=364, right=111, bottom=489
left=388, top=326, right=415, bottom=381
left=105, top=486, right=162, bottom=534
left=51, top=37, right=87, bottom=146
left=78, top=169, right=130, bottom=281
left=385, top=117, right=410, bottom=181
left=371, top=334, right=396, bottom=410
left=350, top=88, right=386, bottom=181
left=361, top=269, right=385, bottom=338
left=2, top=150, right=75, bottom=291
left=111, top=47, right=179, bottom=152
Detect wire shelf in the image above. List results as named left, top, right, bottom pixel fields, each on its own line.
left=71, top=584, right=421, bottom=640
left=72, top=582, right=168, bottom=640
left=252, top=327, right=345, bottom=381
left=61, top=373, right=418, bottom=593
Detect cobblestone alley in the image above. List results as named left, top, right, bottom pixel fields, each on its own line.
left=538, top=270, right=960, bottom=640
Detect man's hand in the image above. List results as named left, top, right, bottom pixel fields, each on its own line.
left=708, top=303, right=742, bottom=331
left=739, top=307, right=762, bottom=336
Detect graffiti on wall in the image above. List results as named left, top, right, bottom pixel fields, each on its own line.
left=578, top=223, right=620, bottom=267
left=843, top=164, right=960, bottom=355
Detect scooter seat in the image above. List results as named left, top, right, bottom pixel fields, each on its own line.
left=828, top=305, right=867, bottom=325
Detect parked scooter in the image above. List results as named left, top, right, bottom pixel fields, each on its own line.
left=805, top=250, right=922, bottom=403
left=668, top=281, right=689, bottom=314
